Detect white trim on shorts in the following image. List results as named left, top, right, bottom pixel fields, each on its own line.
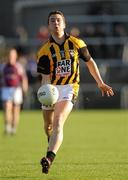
left=1, top=87, right=23, bottom=105
left=41, top=84, right=78, bottom=110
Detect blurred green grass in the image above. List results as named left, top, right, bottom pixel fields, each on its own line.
left=0, top=110, right=128, bottom=180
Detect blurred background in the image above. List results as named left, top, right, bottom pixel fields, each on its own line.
left=0, top=0, right=128, bottom=109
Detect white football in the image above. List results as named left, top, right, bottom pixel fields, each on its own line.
left=37, top=84, right=59, bottom=106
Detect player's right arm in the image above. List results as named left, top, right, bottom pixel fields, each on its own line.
left=40, top=74, right=51, bottom=85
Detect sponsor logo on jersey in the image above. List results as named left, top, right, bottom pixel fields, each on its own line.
left=56, top=59, right=71, bottom=77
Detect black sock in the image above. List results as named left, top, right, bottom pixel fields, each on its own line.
left=46, top=151, right=56, bottom=163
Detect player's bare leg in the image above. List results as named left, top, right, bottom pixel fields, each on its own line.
left=48, top=100, right=73, bottom=153
left=43, top=110, right=54, bottom=142
left=3, top=101, right=13, bottom=134
left=12, top=104, right=21, bottom=134
left=41, top=109, right=54, bottom=174
left=41, top=100, right=73, bottom=174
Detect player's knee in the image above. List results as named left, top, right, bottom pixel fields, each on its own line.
left=47, top=124, right=52, bottom=131
left=44, top=123, right=53, bottom=134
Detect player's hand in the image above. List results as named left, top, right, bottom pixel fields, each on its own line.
left=98, top=82, right=114, bottom=97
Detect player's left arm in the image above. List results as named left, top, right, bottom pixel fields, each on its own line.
left=17, top=63, right=28, bottom=94
left=78, top=44, right=114, bottom=97
left=85, top=57, right=114, bottom=97
left=22, top=75, right=28, bottom=94
left=21, top=71, right=28, bottom=94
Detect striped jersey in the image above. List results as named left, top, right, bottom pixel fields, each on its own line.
left=37, top=33, right=91, bottom=85
left=2, top=62, right=25, bottom=87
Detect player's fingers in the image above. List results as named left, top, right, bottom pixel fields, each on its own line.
left=106, top=91, right=110, bottom=97
left=109, top=89, right=114, bottom=96
left=106, top=88, right=114, bottom=97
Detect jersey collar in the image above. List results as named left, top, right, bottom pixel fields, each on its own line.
left=49, top=32, right=70, bottom=43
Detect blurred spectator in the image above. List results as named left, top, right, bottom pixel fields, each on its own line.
left=26, top=52, right=38, bottom=84
left=95, top=24, right=107, bottom=37
left=122, top=41, right=128, bottom=65
left=25, top=52, right=40, bottom=109
left=88, top=2, right=114, bottom=15
left=15, top=26, right=28, bottom=45
left=112, top=24, right=127, bottom=59
left=0, top=35, right=6, bottom=48
left=83, top=23, right=95, bottom=37
left=15, top=45, right=28, bottom=69
left=95, top=24, right=109, bottom=59
left=113, top=23, right=127, bottom=37
left=37, top=25, right=49, bottom=41
left=18, top=54, right=27, bottom=69
left=83, top=24, right=96, bottom=58
left=70, top=27, right=80, bottom=37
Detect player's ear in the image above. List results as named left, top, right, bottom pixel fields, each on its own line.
left=63, top=21, right=66, bottom=29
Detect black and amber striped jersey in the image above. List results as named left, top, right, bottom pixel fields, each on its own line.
left=37, top=33, right=91, bottom=85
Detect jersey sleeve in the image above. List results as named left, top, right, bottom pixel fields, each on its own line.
left=76, top=39, right=91, bottom=62
left=79, top=46, right=91, bottom=62
left=37, top=44, right=50, bottom=75
left=71, top=36, right=91, bottom=62
left=37, top=55, right=50, bottom=74
left=77, top=39, right=87, bottom=48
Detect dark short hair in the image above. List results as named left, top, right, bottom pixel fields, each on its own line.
left=47, top=11, right=65, bottom=24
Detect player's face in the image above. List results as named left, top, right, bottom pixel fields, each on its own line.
left=48, top=14, right=65, bottom=35
left=8, top=49, right=18, bottom=64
